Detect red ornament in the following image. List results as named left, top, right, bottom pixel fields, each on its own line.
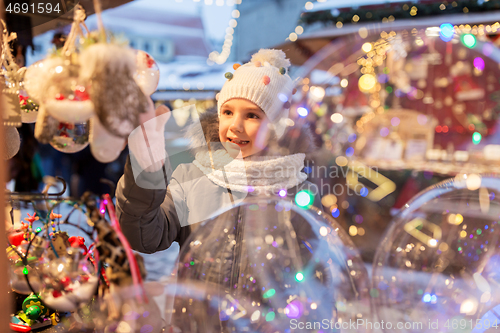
left=144, top=54, right=155, bottom=68
left=19, top=95, right=28, bottom=106
left=8, top=232, right=25, bottom=247
left=74, top=86, right=90, bottom=101
left=59, top=123, right=74, bottom=131
left=52, top=290, right=63, bottom=298
left=55, top=94, right=65, bottom=101
left=69, top=236, right=88, bottom=255
left=60, top=277, right=71, bottom=288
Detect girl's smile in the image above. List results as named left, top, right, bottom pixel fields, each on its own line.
left=219, top=98, right=270, bottom=158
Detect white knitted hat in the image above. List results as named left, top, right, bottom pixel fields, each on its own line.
left=217, top=49, right=295, bottom=137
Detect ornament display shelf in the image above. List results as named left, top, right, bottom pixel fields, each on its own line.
left=352, top=158, right=500, bottom=176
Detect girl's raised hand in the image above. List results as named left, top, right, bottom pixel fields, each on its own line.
left=127, top=98, right=171, bottom=173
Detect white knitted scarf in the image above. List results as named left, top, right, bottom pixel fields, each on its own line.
left=193, top=149, right=307, bottom=195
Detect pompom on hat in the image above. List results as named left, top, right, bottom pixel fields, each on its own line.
left=217, top=49, right=294, bottom=137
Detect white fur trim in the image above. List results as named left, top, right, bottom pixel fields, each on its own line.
left=79, top=43, right=136, bottom=82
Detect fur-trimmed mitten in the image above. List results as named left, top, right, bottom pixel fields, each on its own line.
left=80, top=44, right=149, bottom=138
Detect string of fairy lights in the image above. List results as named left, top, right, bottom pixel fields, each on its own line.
left=173, top=0, right=241, bottom=65
left=206, top=0, right=242, bottom=65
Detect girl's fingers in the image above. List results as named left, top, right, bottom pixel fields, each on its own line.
left=155, top=105, right=170, bottom=117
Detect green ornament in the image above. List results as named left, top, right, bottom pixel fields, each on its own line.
left=225, top=72, right=233, bottom=80
left=26, top=305, right=41, bottom=320
left=22, top=293, right=48, bottom=317
left=279, top=67, right=286, bottom=75
left=23, top=266, right=29, bottom=275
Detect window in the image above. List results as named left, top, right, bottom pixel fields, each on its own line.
left=159, top=43, right=164, bottom=54
left=144, top=42, right=150, bottom=52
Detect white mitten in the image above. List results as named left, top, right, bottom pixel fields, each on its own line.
left=128, top=108, right=170, bottom=173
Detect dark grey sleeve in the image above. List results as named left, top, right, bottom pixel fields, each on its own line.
left=115, top=156, right=190, bottom=254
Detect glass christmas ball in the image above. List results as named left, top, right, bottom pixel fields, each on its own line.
left=168, top=198, right=370, bottom=332
left=43, top=61, right=95, bottom=124
left=372, top=174, right=500, bottom=332
left=92, top=283, right=164, bottom=333
left=39, top=244, right=97, bottom=312
left=49, top=121, right=90, bottom=153
left=7, top=244, right=43, bottom=294
left=133, top=50, right=160, bottom=96
left=24, top=58, right=64, bottom=104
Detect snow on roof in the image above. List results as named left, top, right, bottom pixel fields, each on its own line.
left=121, top=0, right=199, bottom=15
left=85, top=15, right=205, bottom=39
left=83, top=1, right=210, bottom=57
left=156, top=56, right=231, bottom=91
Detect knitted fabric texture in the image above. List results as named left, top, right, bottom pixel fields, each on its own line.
left=193, top=149, right=307, bottom=195
left=217, top=49, right=294, bottom=137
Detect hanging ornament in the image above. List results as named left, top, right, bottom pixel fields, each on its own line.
left=79, top=42, right=149, bottom=138
left=89, top=115, right=125, bottom=163
left=49, top=121, right=90, bottom=153
left=18, top=90, right=39, bottom=123
left=34, top=105, right=60, bottom=144
left=133, top=50, right=160, bottom=96
left=29, top=5, right=95, bottom=143
left=43, top=60, right=94, bottom=124
left=1, top=20, right=24, bottom=127
left=24, top=58, right=64, bottom=105
left=3, top=126, right=20, bottom=160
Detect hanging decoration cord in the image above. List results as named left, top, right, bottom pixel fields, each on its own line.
left=93, top=0, right=106, bottom=41
left=0, top=20, right=24, bottom=94
left=61, top=4, right=90, bottom=56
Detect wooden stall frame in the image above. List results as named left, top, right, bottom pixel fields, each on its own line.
left=1, top=0, right=14, bottom=330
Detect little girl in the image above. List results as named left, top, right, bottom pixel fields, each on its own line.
left=116, top=49, right=320, bottom=254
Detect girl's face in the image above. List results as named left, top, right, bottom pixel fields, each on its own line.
left=219, top=98, right=270, bottom=158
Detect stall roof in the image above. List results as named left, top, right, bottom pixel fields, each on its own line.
left=30, top=0, right=134, bottom=36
